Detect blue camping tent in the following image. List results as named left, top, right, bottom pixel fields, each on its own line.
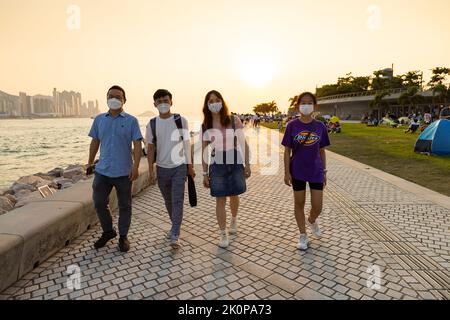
left=414, top=119, right=450, bottom=156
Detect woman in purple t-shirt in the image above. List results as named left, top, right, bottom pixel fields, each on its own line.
left=282, top=92, right=331, bottom=251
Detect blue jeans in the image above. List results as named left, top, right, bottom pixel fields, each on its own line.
left=92, top=173, right=132, bottom=237
left=156, top=165, right=187, bottom=239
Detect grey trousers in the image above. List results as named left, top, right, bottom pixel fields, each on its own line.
left=156, top=165, right=187, bottom=239
left=92, top=173, right=132, bottom=237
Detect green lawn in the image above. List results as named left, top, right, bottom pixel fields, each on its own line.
left=262, top=122, right=450, bottom=197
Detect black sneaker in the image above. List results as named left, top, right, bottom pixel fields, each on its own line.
left=119, top=236, right=130, bottom=252
left=94, top=230, right=117, bottom=249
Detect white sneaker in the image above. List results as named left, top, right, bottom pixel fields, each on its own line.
left=308, top=219, right=322, bottom=238
left=229, top=217, right=238, bottom=235
left=297, top=234, right=309, bottom=251
left=170, top=237, right=181, bottom=249
left=218, top=230, right=229, bottom=248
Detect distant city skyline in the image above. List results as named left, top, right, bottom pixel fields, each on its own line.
left=0, top=88, right=100, bottom=118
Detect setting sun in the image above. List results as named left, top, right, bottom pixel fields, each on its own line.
left=241, top=57, right=275, bottom=88
left=236, top=44, right=279, bottom=88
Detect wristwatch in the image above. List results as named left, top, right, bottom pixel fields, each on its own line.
left=203, top=172, right=209, bottom=177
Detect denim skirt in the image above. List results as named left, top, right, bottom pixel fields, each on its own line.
left=209, top=163, right=246, bottom=197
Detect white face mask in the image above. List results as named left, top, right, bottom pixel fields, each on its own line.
left=299, top=104, right=314, bottom=115
left=107, top=98, right=123, bottom=110
left=208, top=102, right=223, bottom=114
left=157, top=103, right=171, bottom=114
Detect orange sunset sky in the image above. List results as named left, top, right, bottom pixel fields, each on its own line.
left=1, top=0, right=449, bottom=118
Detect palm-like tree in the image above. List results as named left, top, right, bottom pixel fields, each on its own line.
left=402, top=71, right=422, bottom=88
left=370, top=90, right=390, bottom=119
left=289, top=95, right=299, bottom=107
left=398, top=86, right=422, bottom=115
left=287, top=96, right=300, bottom=115
left=253, top=101, right=279, bottom=115
left=409, top=87, right=425, bottom=113
left=398, top=90, right=410, bottom=116
left=428, top=67, right=450, bottom=105
left=431, top=84, right=449, bottom=104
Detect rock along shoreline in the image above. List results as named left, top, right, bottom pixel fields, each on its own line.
left=0, top=164, right=90, bottom=215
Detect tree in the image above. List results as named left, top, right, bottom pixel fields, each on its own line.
left=336, top=73, right=371, bottom=94
left=268, top=101, right=279, bottom=115
left=316, top=72, right=370, bottom=97
left=401, top=71, right=422, bottom=88
left=431, top=84, right=449, bottom=104
left=370, top=90, right=390, bottom=119
left=316, top=84, right=339, bottom=98
left=391, top=76, right=404, bottom=89
left=253, top=101, right=279, bottom=115
left=311, top=67, right=449, bottom=105
left=371, top=70, right=390, bottom=91
left=398, top=86, right=423, bottom=115
left=397, top=71, right=425, bottom=115
left=427, top=67, right=450, bottom=104
left=287, top=95, right=301, bottom=114
left=398, top=90, right=410, bottom=111
left=351, top=76, right=371, bottom=92
left=409, top=87, right=425, bottom=112
left=428, top=67, right=450, bottom=86
left=371, top=69, right=403, bottom=91
left=289, top=96, right=299, bottom=108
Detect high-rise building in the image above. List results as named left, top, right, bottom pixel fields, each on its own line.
left=19, top=92, right=32, bottom=117
left=52, top=88, right=61, bottom=115
left=31, top=95, right=54, bottom=115
left=80, top=102, right=88, bottom=117
left=52, top=89, right=83, bottom=117
left=0, top=90, right=20, bottom=117
left=87, top=100, right=95, bottom=116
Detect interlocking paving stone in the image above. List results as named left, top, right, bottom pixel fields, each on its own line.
left=1, top=127, right=449, bottom=300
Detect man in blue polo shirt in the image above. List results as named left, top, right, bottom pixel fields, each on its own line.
left=88, top=85, right=143, bottom=252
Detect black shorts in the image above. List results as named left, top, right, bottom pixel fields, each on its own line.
left=292, top=178, right=324, bottom=191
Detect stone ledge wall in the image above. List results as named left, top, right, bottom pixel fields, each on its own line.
left=0, top=159, right=150, bottom=292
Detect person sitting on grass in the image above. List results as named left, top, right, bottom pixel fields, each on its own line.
left=329, top=121, right=341, bottom=134
left=424, top=112, right=432, bottom=125
left=367, top=116, right=378, bottom=127
left=404, top=118, right=420, bottom=134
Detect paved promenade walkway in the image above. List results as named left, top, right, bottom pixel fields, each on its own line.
left=1, top=127, right=449, bottom=300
